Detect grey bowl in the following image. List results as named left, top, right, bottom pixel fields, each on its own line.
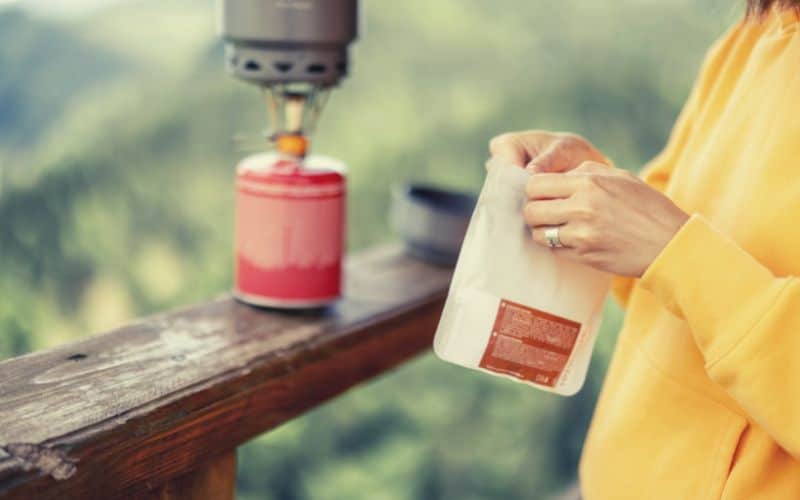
left=390, top=183, right=478, bottom=266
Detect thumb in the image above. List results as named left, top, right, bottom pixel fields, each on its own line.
left=489, top=134, right=529, bottom=167
left=527, top=142, right=576, bottom=173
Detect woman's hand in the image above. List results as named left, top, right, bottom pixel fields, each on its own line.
left=523, top=162, right=689, bottom=277
left=489, top=130, right=609, bottom=172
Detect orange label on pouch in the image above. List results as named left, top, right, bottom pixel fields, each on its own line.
left=479, top=299, right=581, bottom=387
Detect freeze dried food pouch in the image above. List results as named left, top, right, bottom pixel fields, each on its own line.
left=433, top=158, right=612, bottom=396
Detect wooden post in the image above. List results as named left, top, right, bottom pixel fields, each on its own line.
left=149, top=452, right=236, bottom=500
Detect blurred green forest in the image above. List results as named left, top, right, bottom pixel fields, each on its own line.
left=0, top=1, right=737, bottom=498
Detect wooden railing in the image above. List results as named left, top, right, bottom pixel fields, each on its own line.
left=0, top=246, right=452, bottom=499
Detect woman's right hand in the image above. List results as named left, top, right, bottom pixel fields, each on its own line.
left=489, top=130, right=610, bottom=172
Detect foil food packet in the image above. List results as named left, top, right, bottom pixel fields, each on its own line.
left=433, top=158, right=612, bottom=396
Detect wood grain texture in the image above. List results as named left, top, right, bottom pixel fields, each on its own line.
left=0, top=246, right=451, bottom=499
left=146, top=452, right=236, bottom=500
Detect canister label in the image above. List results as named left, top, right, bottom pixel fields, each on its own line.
left=479, top=299, right=581, bottom=387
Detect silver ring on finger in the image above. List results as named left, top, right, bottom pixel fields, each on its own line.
left=544, top=225, right=565, bottom=248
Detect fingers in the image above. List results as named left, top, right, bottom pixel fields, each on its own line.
left=529, top=228, right=583, bottom=263
left=568, top=161, right=609, bottom=175
left=489, top=131, right=610, bottom=175
left=489, top=133, right=533, bottom=167
left=526, top=161, right=618, bottom=201
left=525, top=172, right=588, bottom=200
left=527, top=139, right=582, bottom=173
left=489, top=130, right=552, bottom=167
left=523, top=199, right=572, bottom=227
left=530, top=224, right=579, bottom=249
left=526, top=134, right=606, bottom=173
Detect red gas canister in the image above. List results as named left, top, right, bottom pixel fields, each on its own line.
left=234, top=152, right=346, bottom=308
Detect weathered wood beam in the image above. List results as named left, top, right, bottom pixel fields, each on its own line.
left=0, top=246, right=451, bottom=499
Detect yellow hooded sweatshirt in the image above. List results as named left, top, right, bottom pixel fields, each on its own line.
left=580, top=8, right=800, bottom=500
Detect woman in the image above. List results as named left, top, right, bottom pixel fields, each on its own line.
left=490, top=1, right=800, bottom=499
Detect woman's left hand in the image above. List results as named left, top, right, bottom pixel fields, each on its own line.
left=523, top=161, right=690, bottom=277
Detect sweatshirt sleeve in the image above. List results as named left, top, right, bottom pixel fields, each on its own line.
left=611, top=22, right=745, bottom=308
left=640, top=214, right=800, bottom=458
